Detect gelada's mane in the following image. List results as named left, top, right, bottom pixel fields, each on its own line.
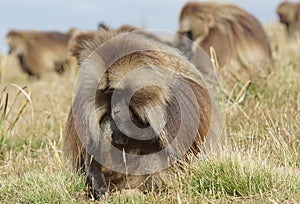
left=183, top=2, right=269, bottom=49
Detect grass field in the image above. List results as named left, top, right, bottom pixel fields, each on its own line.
left=0, top=23, right=299, bottom=203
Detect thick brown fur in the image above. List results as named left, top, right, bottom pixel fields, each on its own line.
left=277, top=1, right=300, bottom=37
left=64, top=28, right=220, bottom=199
left=6, top=30, right=72, bottom=77
left=67, top=30, right=96, bottom=59
left=175, top=2, right=273, bottom=81
left=67, top=25, right=163, bottom=61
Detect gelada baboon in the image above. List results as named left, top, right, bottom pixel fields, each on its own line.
left=175, top=2, right=273, bottom=81
left=277, top=1, right=300, bottom=37
left=64, top=29, right=222, bottom=199
left=6, top=30, right=71, bottom=77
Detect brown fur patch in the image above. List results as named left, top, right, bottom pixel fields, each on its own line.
left=176, top=2, right=273, bottom=81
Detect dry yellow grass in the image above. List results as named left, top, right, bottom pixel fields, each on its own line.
left=0, top=23, right=299, bottom=203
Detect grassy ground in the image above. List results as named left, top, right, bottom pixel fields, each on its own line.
left=0, top=23, right=299, bottom=203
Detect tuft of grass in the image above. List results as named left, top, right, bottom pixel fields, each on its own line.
left=190, top=156, right=300, bottom=199
left=0, top=171, right=85, bottom=203
left=0, top=84, right=33, bottom=150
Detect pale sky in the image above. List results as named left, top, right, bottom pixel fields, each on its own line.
left=0, top=0, right=284, bottom=53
